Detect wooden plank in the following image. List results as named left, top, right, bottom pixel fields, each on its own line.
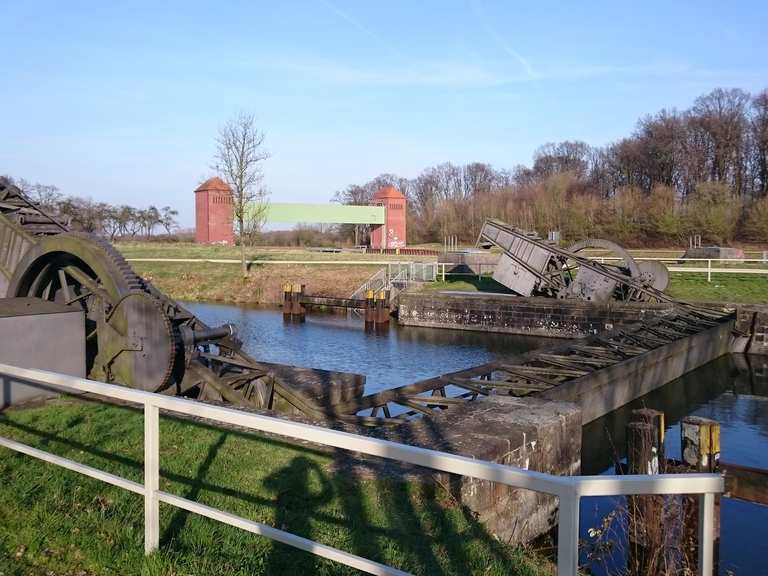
left=299, top=295, right=368, bottom=309
left=722, top=461, right=768, bottom=506
left=404, top=395, right=468, bottom=406
left=537, top=353, right=613, bottom=368
left=495, top=363, right=589, bottom=377
left=397, top=398, right=434, bottom=416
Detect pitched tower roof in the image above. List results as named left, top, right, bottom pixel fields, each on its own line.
left=372, top=185, right=405, bottom=200
left=195, top=177, right=231, bottom=193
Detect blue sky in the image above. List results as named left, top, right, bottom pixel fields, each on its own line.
left=2, top=0, right=766, bottom=227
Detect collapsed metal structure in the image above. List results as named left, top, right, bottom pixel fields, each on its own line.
left=477, top=219, right=670, bottom=303
left=335, top=306, right=729, bottom=424
left=0, top=183, right=734, bottom=428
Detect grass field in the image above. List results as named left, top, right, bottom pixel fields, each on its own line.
left=116, top=242, right=436, bottom=262
left=0, top=397, right=553, bottom=576
left=425, top=273, right=768, bottom=304
left=131, top=260, right=379, bottom=305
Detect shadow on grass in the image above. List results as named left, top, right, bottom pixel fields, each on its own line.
left=0, top=403, right=542, bottom=575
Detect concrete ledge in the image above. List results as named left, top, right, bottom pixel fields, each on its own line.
left=398, top=291, right=674, bottom=338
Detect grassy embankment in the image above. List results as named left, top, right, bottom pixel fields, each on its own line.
left=0, top=397, right=554, bottom=576
left=117, top=242, right=433, bottom=304
left=116, top=242, right=768, bottom=305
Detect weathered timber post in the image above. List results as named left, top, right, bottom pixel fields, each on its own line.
left=375, top=290, right=389, bottom=325
left=628, top=409, right=665, bottom=474
left=282, top=283, right=293, bottom=321
left=283, top=283, right=305, bottom=322
left=292, top=284, right=306, bottom=322
left=681, top=416, right=720, bottom=472
left=364, top=289, right=375, bottom=327
left=681, top=416, right=721, bottom=574
left=626, top=409, right=665, bottom=575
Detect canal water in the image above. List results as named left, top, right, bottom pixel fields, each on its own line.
left=186, top=302, right=768, bottom=576
left=184, top=301, right=547, bottom=394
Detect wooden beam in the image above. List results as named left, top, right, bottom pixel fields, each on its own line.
left=722, top=462, right=768, bottom=506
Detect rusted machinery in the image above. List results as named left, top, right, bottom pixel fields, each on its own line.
left=477, top=219, right=670, bottom=303
left=0, top=177, right=345, bottom=417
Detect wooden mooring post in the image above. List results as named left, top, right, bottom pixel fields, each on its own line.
left=680, top=416, right=721, bottom=574
left=282, top=283, right=306, bottom=322
left=625, top=409, right=666, bottom=574
left=623, top=411, right=722, bottom=575
left=365, top=290, right=390, bottom=331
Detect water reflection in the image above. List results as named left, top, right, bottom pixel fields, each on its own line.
left=183, top=302, right=548, bottom=394
left=583, top=354, right=768, bottom=474
left=582, top=354, right=768, bottom=576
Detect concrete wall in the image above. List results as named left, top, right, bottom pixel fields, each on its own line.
left=398, top=291, right=674, bottom=338
left=733, top=304, right=768, bottom=355
left=373, top=395, right=581, bottom=545
left=537, top=319, right=734, bottom=423
left=0, top=298, right=85, bottom=409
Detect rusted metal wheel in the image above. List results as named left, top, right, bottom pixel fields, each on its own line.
left=7, top=233, right=177, bottom=391
left=563, top=238, right=647, bottom=301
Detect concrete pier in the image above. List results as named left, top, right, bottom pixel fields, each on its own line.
left=398, top=291, right=675, bottom=338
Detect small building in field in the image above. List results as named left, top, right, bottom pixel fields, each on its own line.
left=195, top=177, right=234, bottom=244
left=369, top=185, right=406, bottom=249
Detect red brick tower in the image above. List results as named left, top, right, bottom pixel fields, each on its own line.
left=195, top=177, right=234, bottom=244
left=370, top=185, right=406, bottom=249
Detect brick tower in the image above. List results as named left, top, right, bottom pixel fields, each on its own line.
left=370, top=185, right=406, bottom=249
left=195, top=177, right=234, bottom=244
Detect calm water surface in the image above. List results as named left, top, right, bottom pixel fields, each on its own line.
left=187, top=302, right=768, bottom=575
left=184, top=301, right=548, bottom=393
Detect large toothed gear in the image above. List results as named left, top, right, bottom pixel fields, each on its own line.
left=7, top=232, right=178, bottom=391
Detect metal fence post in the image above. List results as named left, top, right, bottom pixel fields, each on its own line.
left=144, top=402, right=160, bottom=554
left=557, top=494, right=580, bottom=576
left=697, top=492, right=714, bottom=576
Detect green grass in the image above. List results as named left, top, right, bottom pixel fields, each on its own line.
left=424, top=273, right=768, bottom=305
left=116, top=242, right=436, bottom=262
left=666, top=273, right=768, bottom=304
left=0, top=398, right=554, bottom=576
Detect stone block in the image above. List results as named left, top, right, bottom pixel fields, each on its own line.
left=377, top=395, right=582, bottom=544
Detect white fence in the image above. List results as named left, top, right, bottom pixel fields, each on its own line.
left=437, top=257, right=768, bottom=283
left=0, top=362, right=722, bottom=575
left=125, top=256, right=767, bottom=284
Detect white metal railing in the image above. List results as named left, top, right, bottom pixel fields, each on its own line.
left=0, top=362, right=723, bottom=575
left=350, top=268, right=389, bottom=300
left=437, top=257, right=768, bottom=283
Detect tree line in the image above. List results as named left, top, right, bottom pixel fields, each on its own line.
left=3, top=176, right=179, bottom=240
left=335, top=87, right=768, bottom=246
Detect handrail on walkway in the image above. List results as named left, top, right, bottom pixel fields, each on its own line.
left=0, top=362, right=723, bottom=575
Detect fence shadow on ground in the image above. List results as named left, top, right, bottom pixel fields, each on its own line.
left=0, top=402, right=547, bottom=576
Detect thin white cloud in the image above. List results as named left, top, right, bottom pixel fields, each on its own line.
left=236, top=55, right=702, bottom=89
left=470, top=0, right=536, bottom=79
left=318, top=0, right=404, bottom=60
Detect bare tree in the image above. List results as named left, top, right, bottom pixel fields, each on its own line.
left=160, top=206, right=179, bottom=235
left=214, top=112, right=270, bottom=277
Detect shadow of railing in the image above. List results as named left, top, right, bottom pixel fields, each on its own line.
left=0, top=400, right=542, bottom=575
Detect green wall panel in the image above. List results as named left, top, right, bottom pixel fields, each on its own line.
left=262, top=203, right=385, bottom=224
